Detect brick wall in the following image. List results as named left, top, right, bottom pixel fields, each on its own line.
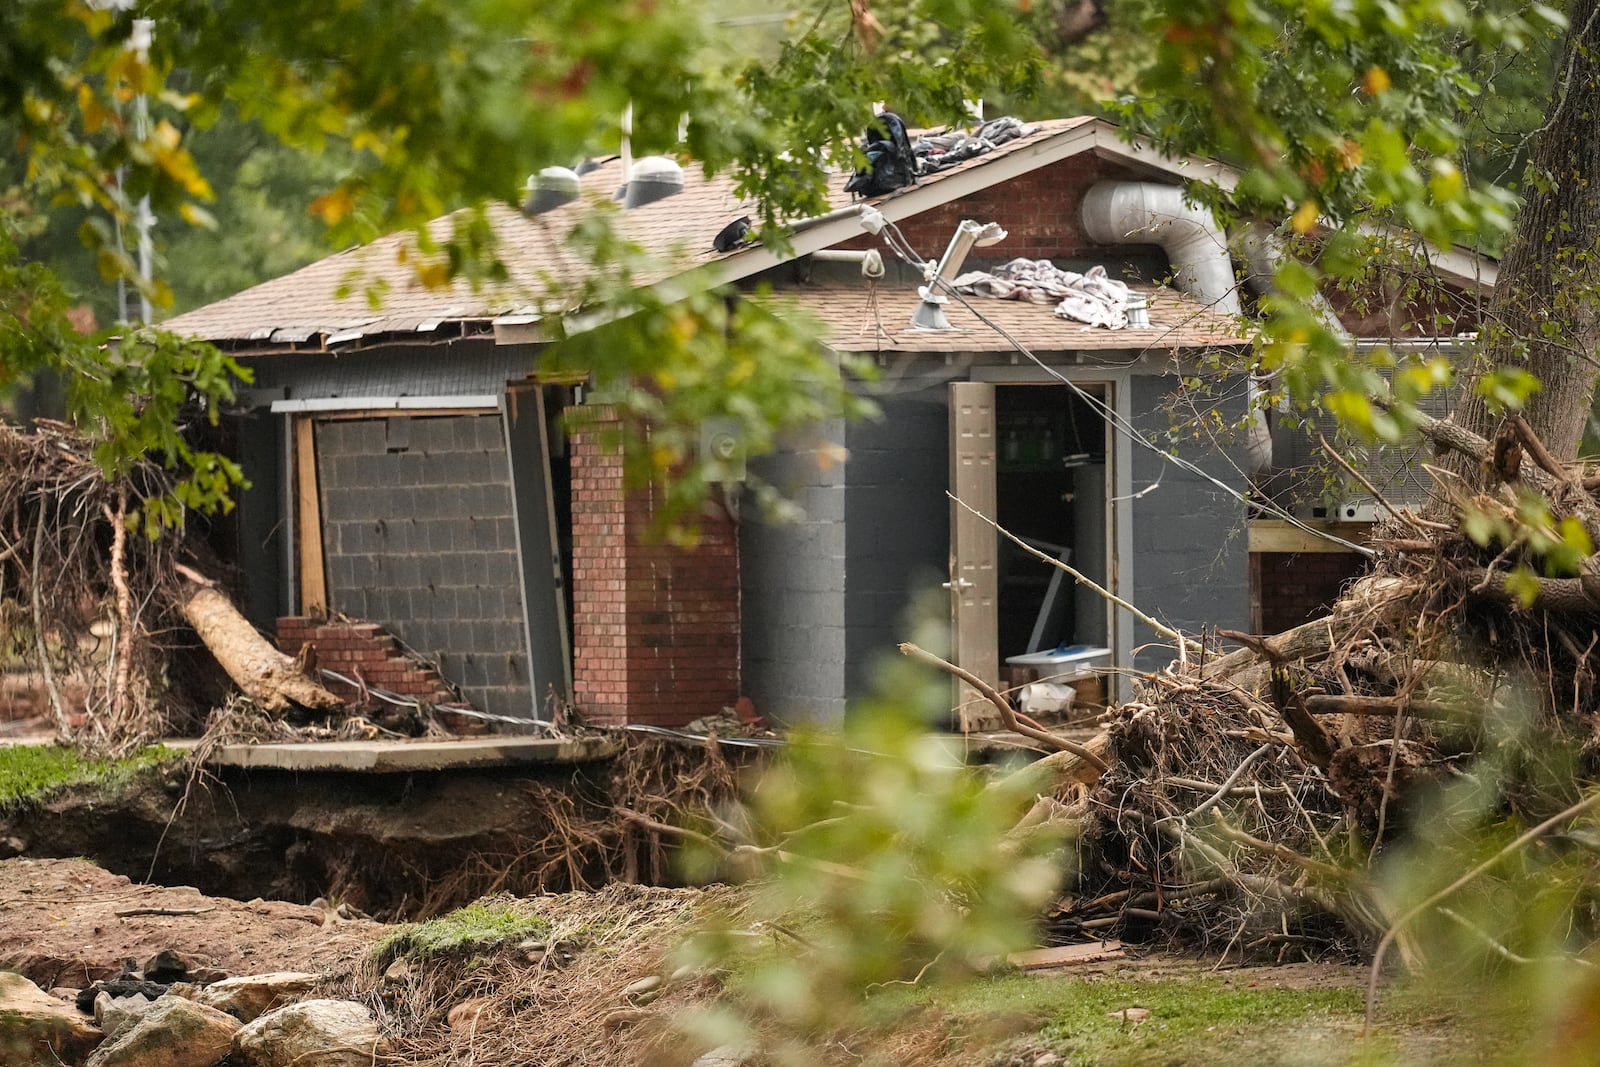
left=276, top=617, right=457, bottom=704
left=570, top=414, right=741, bottom=726
left=1252, top=551, right=1369, bottom=635
left=315, top=414, right=531, bottom=717
left=839, top=154, right=1128, bottom=262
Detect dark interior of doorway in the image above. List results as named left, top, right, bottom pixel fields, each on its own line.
left=995, top=383, right=1107, bottom=661
left=542, top=385, right=576, bottom=658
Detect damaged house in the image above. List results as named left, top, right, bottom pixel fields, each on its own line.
left=164, top=116, right=1495, bottom=730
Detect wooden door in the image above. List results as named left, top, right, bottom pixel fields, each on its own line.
left=948, top=382, right=1000, bottom=731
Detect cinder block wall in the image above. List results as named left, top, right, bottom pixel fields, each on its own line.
left=570, top=415, right=740, bottom=725
left=843, top=390, right=951, bottom=700
left=741, top=422, right=848, bottom=726
left=1129, top=376, right=1251, bottom=671
left=315, top=414, right=531, bottom=717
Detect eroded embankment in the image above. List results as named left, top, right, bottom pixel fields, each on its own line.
left=0, top=735, right=752, bottom=919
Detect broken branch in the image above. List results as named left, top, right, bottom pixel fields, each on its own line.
left=898, top=642, right=1109, bottom=772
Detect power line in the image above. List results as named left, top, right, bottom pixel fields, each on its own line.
left=871, top=219, right=1375, bottom=558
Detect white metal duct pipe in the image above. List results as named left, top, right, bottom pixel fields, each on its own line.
left=1079, top=181, right=1270, bottom=476
left=1079, top=182, right=1242, bottom=316
left=1234, top=221, right=1349, bottom=340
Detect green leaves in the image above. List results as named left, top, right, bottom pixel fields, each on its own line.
left=676, top=618, right=1066, bottom=1057
left=539, top=206, right=876, bottom=536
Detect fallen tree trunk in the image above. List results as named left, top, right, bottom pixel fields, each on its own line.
left=176, top=566, right=343, bottom=712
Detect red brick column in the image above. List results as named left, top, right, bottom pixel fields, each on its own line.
left=569, top=414, right=741, bottom=726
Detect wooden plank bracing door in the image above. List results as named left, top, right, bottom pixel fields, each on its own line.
left=293, top=416, right=327, bottom=617
left=948, top=382, right=1001, bottom=731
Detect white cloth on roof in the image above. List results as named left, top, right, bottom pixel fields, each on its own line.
left=951, top=259, right=1131, bottom=329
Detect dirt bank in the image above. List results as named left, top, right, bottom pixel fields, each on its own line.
left=0, top=857, right=386, bottom=989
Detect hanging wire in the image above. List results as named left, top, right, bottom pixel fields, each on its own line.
left=872, top=219, right=1375, bottom=558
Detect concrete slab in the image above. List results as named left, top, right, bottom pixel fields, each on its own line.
left=169, top=734, right=622, bottom=773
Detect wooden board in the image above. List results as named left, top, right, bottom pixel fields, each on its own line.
left=294, top=417, right=327, bottom=616
left=1007, top=940, right=1126, bottom=970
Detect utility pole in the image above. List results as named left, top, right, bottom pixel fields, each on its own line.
left=128, top=16, right=155, bottom=325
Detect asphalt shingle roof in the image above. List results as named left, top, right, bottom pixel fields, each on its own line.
left=162, top=118, right=1099, bottom=347
left=770, top=283, right=1248, bottom=354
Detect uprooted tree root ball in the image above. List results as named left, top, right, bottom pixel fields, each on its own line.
left=0, top=420, right=345, bottom=750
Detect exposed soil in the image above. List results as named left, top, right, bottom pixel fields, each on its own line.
left=0, top=857, right=386, bottom=990
left=0, top=734, right=742, bottom=920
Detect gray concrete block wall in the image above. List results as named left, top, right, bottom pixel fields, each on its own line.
left=741, top=421, right=848, bottom=725
left=843, top=391, right=950, bottom=700
left=1128, top=375, right=1251, bottom=672
left=316, top=414, right=532, bottom=717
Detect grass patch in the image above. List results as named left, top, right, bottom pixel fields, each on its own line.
left=877, top=969, right=1516, bottom=1066
left=0, top=743, right=177, bottom=809
left=375, top=898, right=552, bottom=965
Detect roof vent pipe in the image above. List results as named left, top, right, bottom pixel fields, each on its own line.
left=522, top=166, right=582, bottom=216
left=1080, top=182, right=1241, bottom=316
left=1080, top=181, right=1269, bottom=476
left=623, top=156, right=685, bottom=208
left=1233, top=221, right=1349, bottom=340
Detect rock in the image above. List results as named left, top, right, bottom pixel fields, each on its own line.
left=692, top=1045, right=756, bottom=1067
left=380, top=958, right=412, bottom=984
left=622, top=975, right=662, bottom=1004
left=232, top=999, right=390, bottom=1067
left=143, top=950, right=195, bottom=984
left=48, top=987, right=81, bottom=1002
left=75, top=980, right=168, bottom=1014
left=0, top=969, right=103, bottom=1066
left=1033, top=1055, right=1063, bottom=1067
left=92, top=991, right=154, bottom=1041
left=188, top=972, right=320, bottom=1023
left=83, top=994, right=239, bottom=1067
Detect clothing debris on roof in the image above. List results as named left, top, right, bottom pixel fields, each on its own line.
left=915, top=116, right=1041, bottom=175
left=952, top=260, right=1132, bottom=329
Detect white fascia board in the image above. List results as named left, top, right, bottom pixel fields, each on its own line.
left=1089, top=126, right=1242, bottom=194
left=270, top=395, right=500, bottom=413
left=1090, top=127, right=1499, bottom=294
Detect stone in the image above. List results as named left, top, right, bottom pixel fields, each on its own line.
left=0, top=969, right=103, bottom=1066
left=142, top=950, right=195, bottom=984
left=691, top=1045, right=756, bottom=1067
left=622, top=975, right=662, bottom=1004
left=188, top=972, right=320, bottom=1023
left=92, top=991, right=154, bottom=1041
left=83, top=994, right=239, bottom=1067
left=380, top=958, right=412, bottom=984
left=232, top=999, right=390, bottom=1067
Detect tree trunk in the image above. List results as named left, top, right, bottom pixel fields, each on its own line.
left=178, top=576, right=344, bottom=713
left=1451, top=0, right=1600, bottom=468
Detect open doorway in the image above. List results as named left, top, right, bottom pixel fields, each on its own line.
left=994, top=383, right=1109, bottom=661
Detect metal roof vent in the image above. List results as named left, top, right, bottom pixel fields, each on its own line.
left=522, top=166, right=582, bottom=216
left=623, top=156, right=684, bottom=209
